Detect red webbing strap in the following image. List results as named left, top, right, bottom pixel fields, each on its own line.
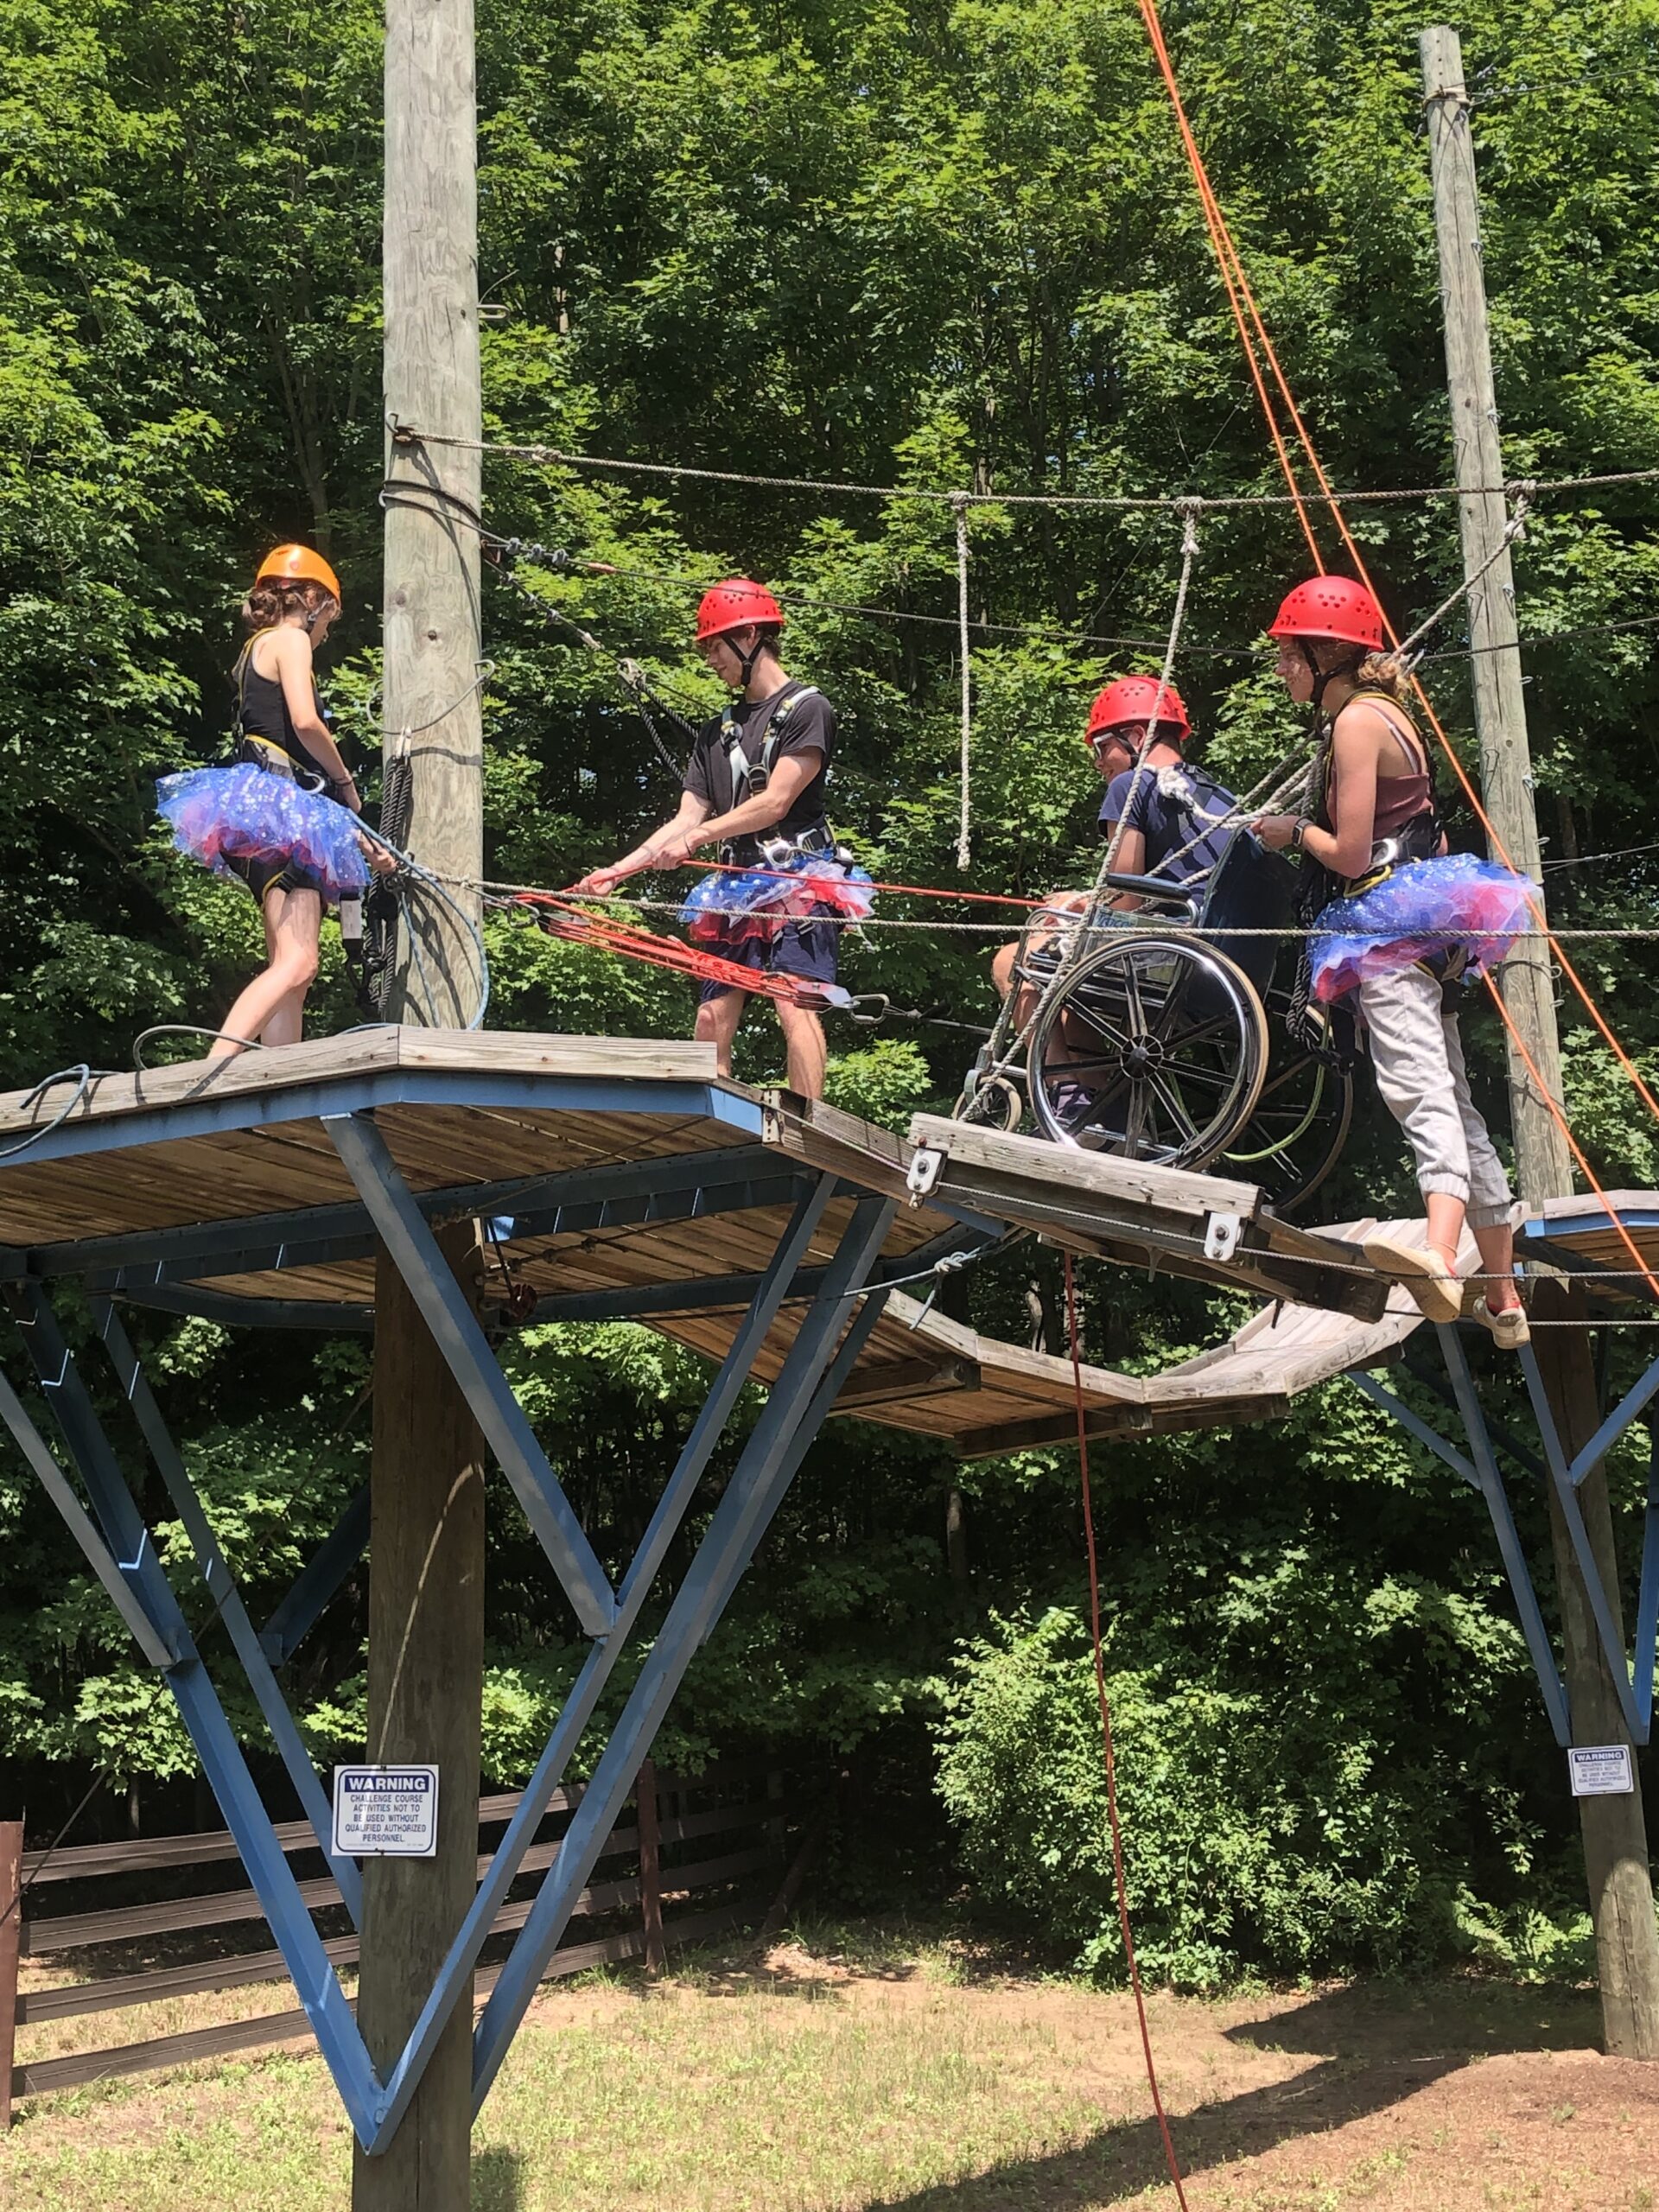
left=512, top=892, right=844, bottom=1009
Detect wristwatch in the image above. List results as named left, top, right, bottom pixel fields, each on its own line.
left=1289, top=817, right=1308, bottom=854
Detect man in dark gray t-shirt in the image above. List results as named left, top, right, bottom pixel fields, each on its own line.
left=575, top=578, right=840, bottom=1097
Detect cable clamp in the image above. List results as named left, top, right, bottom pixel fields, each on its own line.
left=1203, top=1210, right=1243, bottom=1262
left=906, top=1147, right=945, bottom=1205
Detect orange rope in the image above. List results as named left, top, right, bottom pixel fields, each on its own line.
left=1134, top=0, right=1322, bottom=568
left=1063, top=1255, right=1192, bottom=2210
left=1133, top=0, right=1659, bottom=1175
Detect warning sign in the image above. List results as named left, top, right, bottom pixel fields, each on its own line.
left=1567, top=1745, right=1635, bottom=1798
left=332, top=1764, right=440, bottom=1858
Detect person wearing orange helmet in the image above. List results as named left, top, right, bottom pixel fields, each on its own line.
left=989, top=675, right=1236, bottom=1008
left=575, top=579, right=850, bottom=1096
left=1251, top=573, right=1530, bottom=1346
left=157, top=544, right=385, bottom=1058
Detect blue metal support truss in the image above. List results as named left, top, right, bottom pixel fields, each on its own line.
left=325, top=1110, right=617, bottom=1638
left=2, top=1289, right=374, bottom=2126
left=0, top=1115, right=894, bottom=2153
left=1353, top=1318, right=1659, bottom=1748
left=1517, top=1340, right=1659, bottom=1743
left=258, top=1483, right=372, bottom=1665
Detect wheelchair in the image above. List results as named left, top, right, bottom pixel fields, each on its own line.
left=957, top=829, right=1354, bottom=1217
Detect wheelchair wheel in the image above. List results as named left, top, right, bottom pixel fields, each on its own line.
left=1028, top=932, right=1268, bottom=1166
left=1217, top=1002, right=1355, bottom=1217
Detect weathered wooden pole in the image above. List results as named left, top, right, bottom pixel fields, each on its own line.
left=354, top=0, right=489, bottom=2199
left=1421, top=22, right=1659, bottom=2059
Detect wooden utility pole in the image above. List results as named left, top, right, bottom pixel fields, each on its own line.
left=1421, top=23, right=1659, bottom=2059
left=355, top=2, right=488, bottom=2201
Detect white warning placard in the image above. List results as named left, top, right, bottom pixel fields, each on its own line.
left=1567, top=1745, right=1635, bottom=1798
left=332, top=1764, right=440, bottom=1858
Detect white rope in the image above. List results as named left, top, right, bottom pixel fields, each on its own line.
left=1090, top=502, right=1202, bottom=905
left=954, top=494, right=973, bottom=869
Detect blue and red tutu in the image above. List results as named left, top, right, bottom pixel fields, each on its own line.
left=156, top=762, right=370, bottom=904
left=1309, top=853, right=1534, bottom=1003
left=678, top=854, right=874, bottom=948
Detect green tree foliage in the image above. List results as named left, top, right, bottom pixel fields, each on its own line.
left=3, top=0, right=1659, bottom=1972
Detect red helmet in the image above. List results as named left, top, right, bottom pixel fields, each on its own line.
left=1269, top=574, right=1384, bottom=652
left=1085, top=676, right=1191, bottom=747
left=696, top=577, right=785, bottom=644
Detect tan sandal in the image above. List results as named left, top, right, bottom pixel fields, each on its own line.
left=1474, top=1300, right=1530, bottom=1351
left=1362, top=1234, right=1465, bottom=1325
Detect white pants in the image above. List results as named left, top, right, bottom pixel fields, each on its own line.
left=1357, top=963, right=1515, bottom=1228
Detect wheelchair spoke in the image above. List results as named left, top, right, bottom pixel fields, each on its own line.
left=1145, top=1071, right=1202, bottom=1147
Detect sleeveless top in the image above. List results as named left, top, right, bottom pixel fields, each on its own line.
left=1325, top=689, right=1433, bottom=844
left=232, top=630, right=332, bottom=790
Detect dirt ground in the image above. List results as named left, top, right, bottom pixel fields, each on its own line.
left=4, top=1932, right=1657, bottom=2209
left=612, top=1938, right=1659, bottom=2210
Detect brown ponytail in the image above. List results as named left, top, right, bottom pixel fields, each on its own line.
left=1354, top=651, right=1413, bottom=707
left=241, top=577, right=339, bottom=633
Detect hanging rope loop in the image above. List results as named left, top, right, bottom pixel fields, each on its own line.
left=952, top=492, right=973, bottom=869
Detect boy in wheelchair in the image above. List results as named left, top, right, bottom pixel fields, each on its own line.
left=989, top=677, right=1238, bottom=1021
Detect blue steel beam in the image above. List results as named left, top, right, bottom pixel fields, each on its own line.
left=463, top=1193, right=895, bottom=2135
left=67, top=1146, right=799, bottom=1290
left=1637, top=1433, right=1659, bottom=1739
left=1517, top=1340, right=1648, bottom=1744
left=1434, top=1325, right=1573, bottom=1747
left=1352, top=1350, right=1572, bottom=1746
left=514, top=1222, right=995, bottom=1325
left=111, top=1286, right=374, bottom=1332
left=43, top=1142, right=780, bottom=1280
left=366, top=1175, right=842, bottom=2145
left=259, top=1484, right=372, bottom=1664
left=0, top=1364, right=177, bottom=1668
left=326, top=1112, right=616, bottom=1637
left=7, top=1289, right=378, bottom=2134
left=1554, top=1351, right=1659, bottom=1492
left=88, top=1298, right=362, bottom=1923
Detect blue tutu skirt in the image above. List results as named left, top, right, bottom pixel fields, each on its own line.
left=156, top=762, right=370, bottom=904
left=1310, top=854, right=1534, bottom=1003
left=678, top=855, right=874, bottom=947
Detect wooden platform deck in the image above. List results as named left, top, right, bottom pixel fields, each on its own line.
left=2, top=1028, right=1653, bottom=1457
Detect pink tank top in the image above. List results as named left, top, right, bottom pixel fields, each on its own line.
left=1329, top=691, right=1432, bottom=842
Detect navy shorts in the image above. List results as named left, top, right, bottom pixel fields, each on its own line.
left=697, top=910, right=840, bottom=1003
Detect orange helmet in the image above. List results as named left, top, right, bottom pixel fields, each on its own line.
left=255, top=543, right=342, bottom=602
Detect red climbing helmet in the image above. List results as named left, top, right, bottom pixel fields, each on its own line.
left=1085, top=676, right=1191, bottom=746
left=1269, top=574, right=1385, bottom=652
left=696, top=578, right=785, bottom=644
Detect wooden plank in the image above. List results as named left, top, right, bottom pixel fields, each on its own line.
left=11, top=1902, right=751, bottom=2102
left=0, top=1029, right=721, bottom=1146
left=22, top=1797, right=777, bottom=1955
left=953, top=1391, right=1291, bottom=1459
left=832, top=1357, right=982, bottom=1410
left=907, top=1114, right=1266, bottom=1220
left=18, top=1847, right=772, bottom=2023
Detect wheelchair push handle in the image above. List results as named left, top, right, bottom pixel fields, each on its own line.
left=1098, top=873, right=1202, bottom=918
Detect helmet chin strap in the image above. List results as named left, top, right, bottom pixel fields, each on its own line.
left=1302, top=641, right=1363, bottom=720
left=729, top=626, right=765, bottom=689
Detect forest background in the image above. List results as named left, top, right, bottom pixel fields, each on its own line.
left=3, top=0, right=1659, bottom=1989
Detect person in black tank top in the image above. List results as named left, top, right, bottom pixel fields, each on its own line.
left=574, top=579, right=846, bottom=1099
left=206, top=545, right=372, bottom=1059
left=1253, top=573, right=1529, bottom=1347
